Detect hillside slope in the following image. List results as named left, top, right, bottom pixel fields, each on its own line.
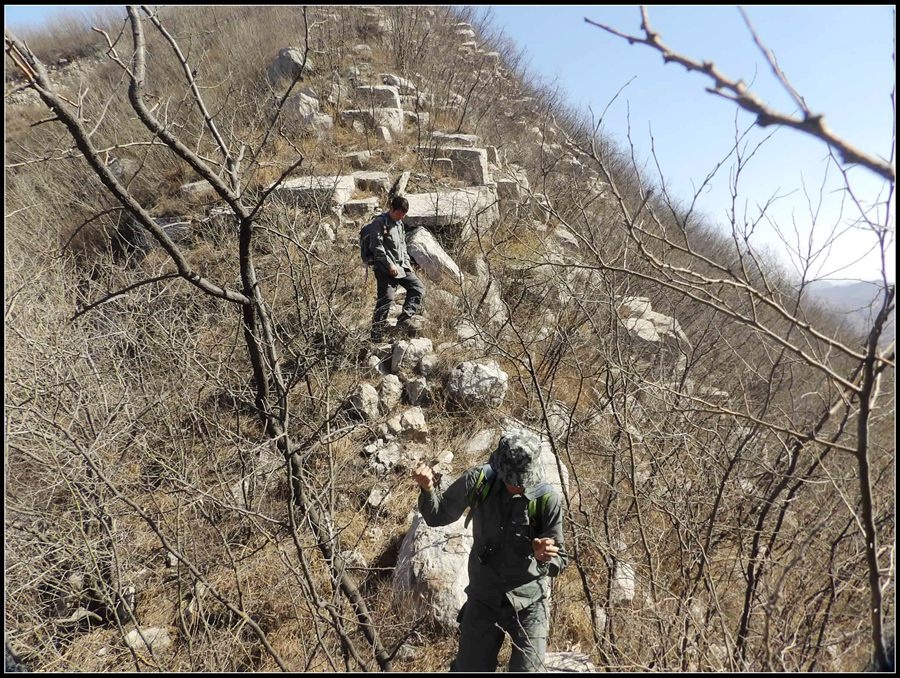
left=806, top=280, right=896, bottom=346
left=5, top=6, right=894, bottom=672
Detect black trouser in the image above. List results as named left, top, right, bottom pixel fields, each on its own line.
left=371, top=266, right=425, bottom=339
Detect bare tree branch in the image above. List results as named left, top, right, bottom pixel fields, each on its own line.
left=584, top=8, right=895, bottom=181
left=71, top=272, right=180, bottom=321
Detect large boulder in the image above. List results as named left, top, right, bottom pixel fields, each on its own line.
left=391, top=338, right=435, bottom=376
left=404, top=377, right=433, bottom=407
left=302, top=111, right=334, bottom=137
left=535, top=437, right=569, bottom=498
left=341, top=108, right=405, bottom=135
left=610, top=561, right=636, bottom=604
left=429, top=131, right=480, bottom=147
left=438, top=147, right=492, bottom=185
left=618, top=296, right=689, bottom=346
left=374, top=126, right=393, bottom=144
left=348, top=383, right=380, bottom=421
left=455, top=319, right=486, bottom=350
left=480, top=51, right=502, bottom=69
left=379, top=73, right=419, bottom=95
left=378, top=374, right=403, bottom=413
left=326, top=81, right=353, bottom=106
left=180, top=179, right=217, bottom=203
left=406, top=226, right=464, bottom=286
left=403, top=110, right=430, bottom=128
left=619, top=296, right=652, bottom=316
left=385, top=406, right=429, bottom=441
left=544, top=400, right=571, bottom=441
left=343, top=150, right=374, bottom=169
left=463, top=428, right=498, bottom=455
left=622, top=317, right=659, bottom=343
left=352, top=170, right=392, bottom=194
left=286, top=91, right=319, bottom=117
left=447, top=360, right=508, bottom=409
left=393, top=512, right=471, bottom=629
left=644, top=310, right=689, bottom=345
left=495, top=165, right=530, bottom=202
left=124, top=627, right=173, bottom=654
left=400, top=92, right=431, bottom=110
left=343, top=197, right=380, bottom=219
left=551, top=227, right=579, bottom=249
left=403, top=186, right=499, bottom=239
left=350, top=44, right=373, bottom=60
left=267, top=47, right=315, bottom=84
left=364, top=440, right=404, bottom=475
left=471, top=257, right=508, bottom=327
left=354, top=85, right=402, bottom=109
left=270, top=175, right=355, bottom=208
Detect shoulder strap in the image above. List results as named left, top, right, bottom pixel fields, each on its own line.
left=464, top=464, right=495, bottom=528
left=528, top=483, right=553, bottom=536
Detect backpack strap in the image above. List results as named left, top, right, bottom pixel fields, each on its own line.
left=464, top=464, right=495, bottom=528
left=527, top=483, right=553, bottom=538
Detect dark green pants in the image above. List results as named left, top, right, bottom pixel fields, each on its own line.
left=451, top=596, right=548, bottom=672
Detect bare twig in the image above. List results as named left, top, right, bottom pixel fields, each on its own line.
left=584, top=8, right=895, bottom=181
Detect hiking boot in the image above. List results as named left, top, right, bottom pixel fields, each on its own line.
left=397, top=315, right=425, bottom=337
left=371, top=321, right=402, bottom=343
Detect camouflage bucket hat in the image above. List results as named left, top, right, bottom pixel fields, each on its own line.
left=489, top=428, right=542, bottom=488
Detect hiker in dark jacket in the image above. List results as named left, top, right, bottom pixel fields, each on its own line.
left=361, top=195, right=426, bottom=342
left=412, top=429, right=569, bottom=672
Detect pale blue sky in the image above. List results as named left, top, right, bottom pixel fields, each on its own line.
left=485, top=6, right=895, bottom=283
left=6, top=5, right=895, bottom=282
left=5, top=4, right=109, bottom=29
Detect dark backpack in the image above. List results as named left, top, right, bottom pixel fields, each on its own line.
left=464, top=464, right=552, bottom=536
left=359, top=213, right=389, bottom=266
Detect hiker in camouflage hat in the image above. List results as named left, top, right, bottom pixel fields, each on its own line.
left=488, top=428, right=544, bottom=488
left=412, top=428, right=569, bottom=672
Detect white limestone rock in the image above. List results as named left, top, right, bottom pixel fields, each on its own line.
left=392, top=338, right=434, bottom=376
left=447, top=360, right=508, bottom=409
left=348, top=383, right=380, bottom=421
left=403, top=186, right=499, bottom=237
left=341, top=108, right=405, bottom=135
left=386, top=406, right=429, bottom=441
left=271, top=175, right=355, bottom=208
left=124, top=627, right=173, bottom=653
left=378, top=374, right=403, bottom=413
left=267, top=47, right=315, bottom=84
left=406, top=226, right=464, bottom=286
left=544, top=652, right=598, bottom=672
left=438, top=146, right=492, bottom=185
left=393, top=512, right=471, bottom=629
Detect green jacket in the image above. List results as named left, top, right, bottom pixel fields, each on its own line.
left=369, top=212, right=410, bottom=272
left=418, top=466, right=568, bottom=611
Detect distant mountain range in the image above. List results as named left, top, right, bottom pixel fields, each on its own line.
left=804, top=280, right=895, bottom=346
